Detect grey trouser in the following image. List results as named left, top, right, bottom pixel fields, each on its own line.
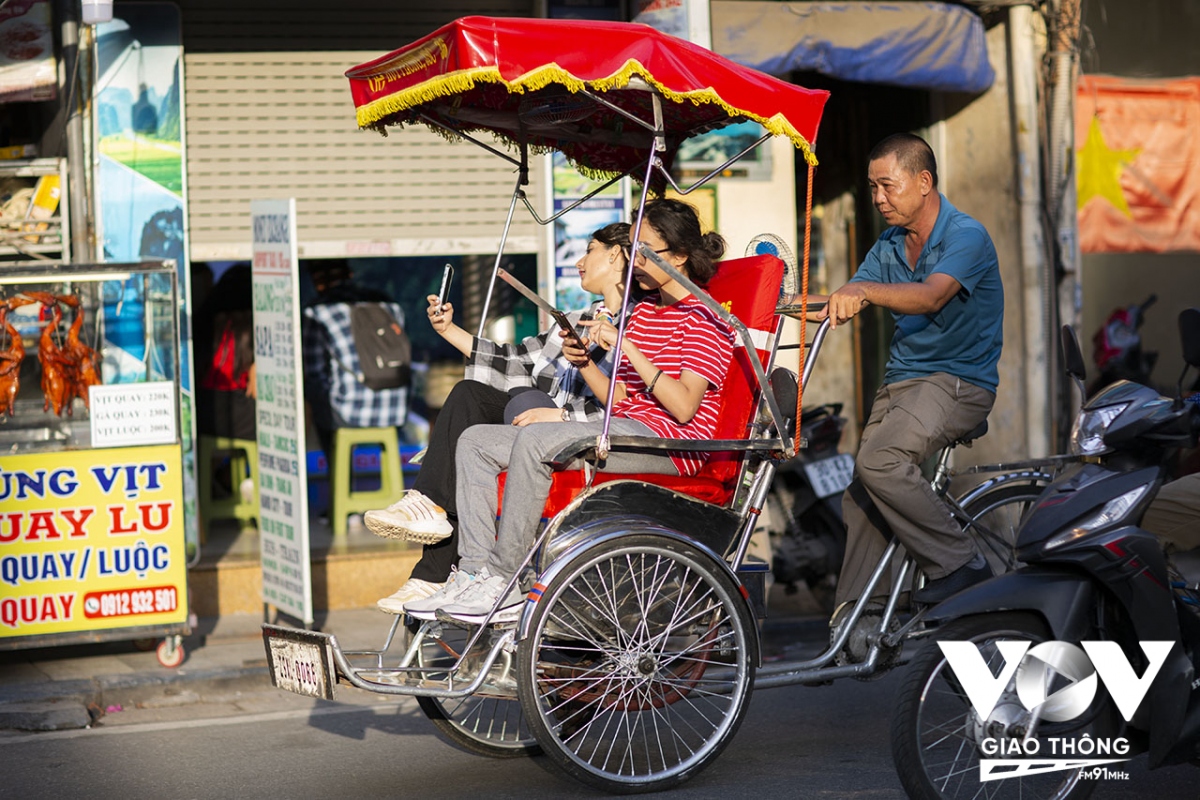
left=1143, top=472, right=1200, bottom=554
left=455, top=418, right=681, bottom=579
left=835, top=373, right=995, bottom=606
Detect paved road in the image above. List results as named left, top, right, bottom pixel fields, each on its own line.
left=2, top=618, right=1197, bottom=799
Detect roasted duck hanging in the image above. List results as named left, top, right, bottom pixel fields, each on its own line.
left=26, top=292, right=72, bottom=416
left=0, top=295, right=36, bottom=419
left=57, top=293, right=101, bottom=409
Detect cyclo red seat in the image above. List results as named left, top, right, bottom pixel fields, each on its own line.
left=496, top=253, right=786, bottom=518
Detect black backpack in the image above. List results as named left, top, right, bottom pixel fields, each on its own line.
left=344, top=302, right=411, bottom=390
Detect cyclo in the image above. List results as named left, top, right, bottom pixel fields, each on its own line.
left=263, top=16, right=1051, bottom=794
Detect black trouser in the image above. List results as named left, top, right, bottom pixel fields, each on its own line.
left=408, top=380, right=510, bottom=583
left=197, top=388, right=257, bottom=441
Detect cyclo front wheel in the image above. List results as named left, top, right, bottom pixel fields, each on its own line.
left=415, top=622, right=540, bottom=758
left=891, top=612, right=1117, bottom=800
left=516, top=533, right=756, bottom=794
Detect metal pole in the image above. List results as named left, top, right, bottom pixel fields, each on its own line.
left=59, top=0, right=92, bottom=263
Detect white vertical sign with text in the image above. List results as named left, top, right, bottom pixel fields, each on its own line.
left=251, top=199, right=313, bottom=624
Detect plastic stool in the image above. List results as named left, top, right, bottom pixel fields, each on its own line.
left=198, top=435, right=260, bottom=538
left=330, top=426, right=404, bottom=537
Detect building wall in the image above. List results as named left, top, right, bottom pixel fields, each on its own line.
left=938, top=19, right=1027, bottom=466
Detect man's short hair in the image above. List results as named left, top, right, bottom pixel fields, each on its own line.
left=869, top=133, right=938, bottom=188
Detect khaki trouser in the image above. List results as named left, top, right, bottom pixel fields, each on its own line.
left=835, top=374, right=995, bottom=606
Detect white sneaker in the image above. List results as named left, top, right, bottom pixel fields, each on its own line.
left=439, top=568, right=524, bottom=625
left=403, top=566, right=476, bottom=621
left=377, top=578, right=444, bottom=615
left=364, top=490, right=452, bottom=544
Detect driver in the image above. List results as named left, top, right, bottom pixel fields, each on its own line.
left=802, top=133, right=1004, bottom=614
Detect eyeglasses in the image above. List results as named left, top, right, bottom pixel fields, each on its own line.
left=636, top=244, right=671, bottom=256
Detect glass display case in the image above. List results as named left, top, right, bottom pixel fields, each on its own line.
left=0, top=261, right=189, bottom=664
left=0, top=260, right=178, bottom=454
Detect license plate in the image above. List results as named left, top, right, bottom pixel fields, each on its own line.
left=263, top=625, right=337, bottom=699
left=803, top=453, right=855, bottom=499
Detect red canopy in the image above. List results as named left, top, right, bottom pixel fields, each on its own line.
left=346, top=16, right=828, bottom=178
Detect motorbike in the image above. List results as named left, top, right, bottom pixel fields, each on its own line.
left=891, top=308, right=1200, bottom=800
left=763, top=399, right=851, bottom=612
left=1091, top=293, right=1158, bottom=395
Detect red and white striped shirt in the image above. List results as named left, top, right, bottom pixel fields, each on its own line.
left=612, top=294, right=736, bottom=476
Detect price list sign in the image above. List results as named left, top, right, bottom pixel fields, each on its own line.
left=250, top=199, right=312, bottom=624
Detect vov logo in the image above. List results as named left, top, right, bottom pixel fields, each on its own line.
left=939, top=639, right=1175, bottom=781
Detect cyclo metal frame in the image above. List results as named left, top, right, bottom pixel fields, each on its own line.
left=263, top=16, right=1052, bottom=792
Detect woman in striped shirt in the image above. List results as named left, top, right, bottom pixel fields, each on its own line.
left=404, top=198, right=737, bottom=624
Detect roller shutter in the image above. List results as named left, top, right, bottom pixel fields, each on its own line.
left=178, top=1, right=543, bottom=261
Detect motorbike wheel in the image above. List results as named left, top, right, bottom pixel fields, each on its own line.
left=891, top=612, right=1116, bottom=800
left=415, top=622, right=540, bottom=758
left=960, top=481, right=1049, bottom=574
left=517, top=534, right=756, bottom=794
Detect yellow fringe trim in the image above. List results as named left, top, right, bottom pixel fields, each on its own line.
left=355, top=59, right=819, bottom=166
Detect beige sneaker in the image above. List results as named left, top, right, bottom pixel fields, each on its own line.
left=377, top=578, right=445, bottom=615
left=363, top=490, right=453, bottom=544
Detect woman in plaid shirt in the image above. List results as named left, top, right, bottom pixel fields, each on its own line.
left=404, top=199, right=736, bottom=624
left=368, top=223, right=633, bottom=613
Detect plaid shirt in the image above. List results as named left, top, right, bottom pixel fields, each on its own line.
left=302, top=299, right=408, bottom=428
left=464, top=302, right=618, bottom=422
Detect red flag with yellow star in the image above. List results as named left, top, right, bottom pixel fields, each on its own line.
left=1076, top=75, right=1200, bottom=253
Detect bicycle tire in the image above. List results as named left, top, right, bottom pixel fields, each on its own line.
left=891, top=612, right=1115, bottom=800
left=415, top=624, right=541, bottom=758
left=959, top=480, right=1049, bottom=575
left=517, top=534, right=756, bottom=794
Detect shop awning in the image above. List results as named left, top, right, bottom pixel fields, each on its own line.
left=711, top=1, right=995, bottom=94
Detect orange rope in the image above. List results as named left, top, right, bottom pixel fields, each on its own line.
left=795, top=163, right=813, bottom=453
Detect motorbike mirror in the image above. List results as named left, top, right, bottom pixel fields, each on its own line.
left=1060, top=325, right=1087, bottom=381
left=1061, top=325, right=1088, bottom=410
left=1180, top=308, right=1200, bottom=368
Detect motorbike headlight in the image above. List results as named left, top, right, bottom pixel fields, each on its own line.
left=1069, top=402, right=1129, bottom=456
left=1044, top=485, right=1150, bottom=550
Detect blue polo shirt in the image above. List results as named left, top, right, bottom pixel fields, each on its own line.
left=851, top=194, right=1003, bottom=392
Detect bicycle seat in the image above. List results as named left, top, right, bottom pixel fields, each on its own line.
left=954, top=420, right=989, bottom=447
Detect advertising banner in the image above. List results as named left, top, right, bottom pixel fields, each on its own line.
left=0, top=445, right=188, bottom=639
left=251, top=199, right=312, bottom=624
left=0, top=0, right=56, bottom=103
left=93, top=3, right=198, bottom=553
left=551, top=152, right=627, bottom=311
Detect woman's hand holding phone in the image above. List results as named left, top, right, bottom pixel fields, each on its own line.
left=426, top=294, right=454, bottom=333
left=561, top=331, right=592, bottom=367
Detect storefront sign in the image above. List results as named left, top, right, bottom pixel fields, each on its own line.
left=0, top=445, right=188, bottom=638
left=89, top=381, right=177, bottom=447
left=251, top=198, right=313, bottom=625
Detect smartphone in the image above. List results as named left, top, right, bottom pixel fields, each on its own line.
left=436, top=264, right=454, bottom=310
